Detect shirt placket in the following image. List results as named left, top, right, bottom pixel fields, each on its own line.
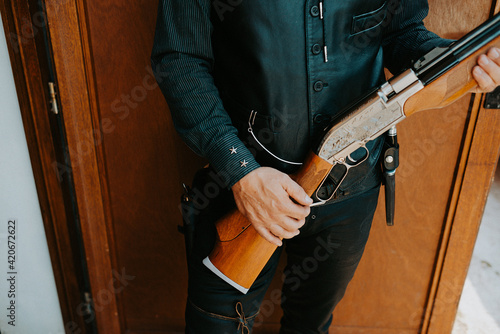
left=306, top=0, right=331, bottom=138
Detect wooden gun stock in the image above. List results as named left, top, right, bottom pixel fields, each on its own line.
left=204, top=152, right=333, bottom=293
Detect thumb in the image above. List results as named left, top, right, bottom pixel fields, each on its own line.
left=281, top=176, right=313, bottom=206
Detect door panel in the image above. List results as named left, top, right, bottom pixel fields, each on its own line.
left=83, top=1, right=204, bottom=331
left=331, top=98, right=471, bottom=330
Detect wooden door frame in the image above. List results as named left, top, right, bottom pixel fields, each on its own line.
left=39, top=0, right=123, bottom=332
left=0, top=0, right=97, bottom=333
left=3, top=0, right=499, bottom=333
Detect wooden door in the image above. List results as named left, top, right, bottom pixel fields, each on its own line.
left=38, top=0, right=500, bottom=333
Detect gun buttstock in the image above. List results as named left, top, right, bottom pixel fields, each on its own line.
left=404, top=35, right=500, bottom=117
left=206, top=220, right=277, bottom=294
left=205, top=152, right=333, bottom=293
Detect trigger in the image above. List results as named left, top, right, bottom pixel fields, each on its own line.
left=347, top=145, right=369, bottom=166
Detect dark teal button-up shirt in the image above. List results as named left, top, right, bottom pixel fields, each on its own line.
left=151, top=0, right=449, bottom=189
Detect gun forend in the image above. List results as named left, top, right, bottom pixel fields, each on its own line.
left=405, top=12, right=500, bottom=115
left=404, top=33, right=500, bottom=116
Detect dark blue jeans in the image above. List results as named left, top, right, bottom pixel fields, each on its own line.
left=185, top=185, right=380, bottom=334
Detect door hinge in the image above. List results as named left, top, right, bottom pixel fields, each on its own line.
left=48, top=82, right=59, bottom=114
left=82, top=291, right=93, bottom=317
left=484, top=86, right=500, bottom=109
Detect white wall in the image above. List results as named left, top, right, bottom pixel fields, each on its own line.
left=0, top=12, right=65, bottom=334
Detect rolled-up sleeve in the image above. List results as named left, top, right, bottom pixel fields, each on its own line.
left=151, top=0, right=260, bottom=188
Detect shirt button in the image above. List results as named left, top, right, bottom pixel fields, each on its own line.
left=313, top=114, right=325, bottom=124
left=313, top=81, right=324, bottom=92
left=311, top=43, right=322, bottom=55
left=310, top=6, right=320, bottom=17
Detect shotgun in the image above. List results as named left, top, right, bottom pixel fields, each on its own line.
left=202, top=13, right=500, bottom=294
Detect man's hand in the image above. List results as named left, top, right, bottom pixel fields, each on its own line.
left=473, top=47, right=500, bottom=93
left=232, top=167, right=313, bottom=247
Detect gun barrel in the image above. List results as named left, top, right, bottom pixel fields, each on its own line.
left=414, top=13, right=500, bottom=85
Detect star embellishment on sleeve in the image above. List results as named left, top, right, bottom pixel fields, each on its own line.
left=230, top=146, right=238, bottom=154
left=240, top=160, right=248, bottom=168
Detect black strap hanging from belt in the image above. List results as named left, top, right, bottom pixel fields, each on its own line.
left=382, top=126, right=399, bottom=226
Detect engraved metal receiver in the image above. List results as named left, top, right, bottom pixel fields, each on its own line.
left=311, top=69, right=424, bottom=206
left=311, top=12, right=500, bottom=206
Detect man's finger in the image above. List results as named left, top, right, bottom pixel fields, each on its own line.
left=254, top=225, right=283, bottom=247
left=280, top=199, right=311, bottom=221
left=487, top=47, right=500, bottom=66
left=474, top=49, right=500, bottom=92
left=480, top=53, right=500, bottom=80
left=270, top=223, right=300, bottom=240
left=473, top=65, right=496, bottom=92
left=276, top=217, right=305, bottom=234
left=281, top=176, right=313, bottom=206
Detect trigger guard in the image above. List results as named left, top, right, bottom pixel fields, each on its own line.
left=346, top=145, right=369, bottom=167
